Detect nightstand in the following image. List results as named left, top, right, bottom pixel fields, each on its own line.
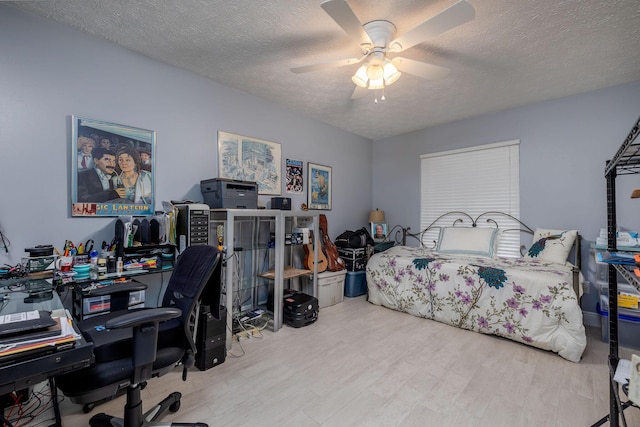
left=374, top=241, right=394, bottom=253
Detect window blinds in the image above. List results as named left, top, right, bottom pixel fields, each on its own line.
left=420, top=140, right=521, bottom=257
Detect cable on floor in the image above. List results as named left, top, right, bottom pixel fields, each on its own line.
left=226, top=321, right=245, bottom=358
left=2, top=382, right=59, bottom=427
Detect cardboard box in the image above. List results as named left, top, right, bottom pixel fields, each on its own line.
left=596, top=231, right=639, bottom=247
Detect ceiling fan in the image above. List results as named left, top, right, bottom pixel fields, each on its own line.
left=290, top=0, right=475, bottom=100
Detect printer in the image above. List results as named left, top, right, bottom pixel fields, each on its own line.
left=200, top=178, right=258, bottom=209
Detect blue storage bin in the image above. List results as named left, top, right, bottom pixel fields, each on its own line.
left=345, top=271, right=367, bottom=297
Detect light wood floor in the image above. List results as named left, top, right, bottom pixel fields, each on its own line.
left=48, top=296, right=640, bottom=426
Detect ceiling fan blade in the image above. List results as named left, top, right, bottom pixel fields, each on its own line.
left=321, top=0, right=373, bottom=46
left=392, top=57, right=450, bottom=80
left=389, top=0, right=475, bottom=52
left=290, top=55, right=365, bottom=74
left=351, top=85, right=368, bottom=99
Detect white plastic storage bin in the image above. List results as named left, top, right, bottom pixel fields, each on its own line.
left=599, top=283, right=640, bottom=317
left=83, top=290, right=146, bottom=316
left=593, top=250, right=608, bottom=284
left=597, top=303, right=640, bottom=349
left=593, top=247, right=640, bottom=285
left=317, top=270, right=346, bottom=308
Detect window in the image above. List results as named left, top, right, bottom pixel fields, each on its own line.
left=420, top=140, right=520, bottom=257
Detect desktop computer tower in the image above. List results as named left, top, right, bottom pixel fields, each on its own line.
left=176, top=203, right=210, bottom=252
left=195, top=306, right=226, bottom=371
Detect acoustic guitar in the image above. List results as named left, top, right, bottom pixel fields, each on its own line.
left=319, top=214, right=345, bottom=272
left=303, top=233, right=328, bottom=273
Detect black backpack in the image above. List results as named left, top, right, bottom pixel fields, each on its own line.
left=335, top=227, right=374, bottom=248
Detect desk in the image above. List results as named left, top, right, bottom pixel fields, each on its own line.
left=0, top=277, right=93, bottom=426
left=68, top=268, right=172, bottom=320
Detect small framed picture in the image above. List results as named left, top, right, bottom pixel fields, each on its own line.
left=307, top=162, right=331, bottom=210
left=371, top=222, right=387, bottom=240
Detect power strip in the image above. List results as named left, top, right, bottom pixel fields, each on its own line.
left=239, top=309, right=264, bottom=323
left=233, top=328, right=260, bottom=340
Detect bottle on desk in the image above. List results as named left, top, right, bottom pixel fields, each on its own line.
left=116, top=257, right=123, bottom=276
left=90, top=255, right=98, bottom=280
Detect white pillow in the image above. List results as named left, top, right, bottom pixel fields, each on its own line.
left=436, top=227, right=498, bottom=257
left=526, top=228, right=578, bottom=264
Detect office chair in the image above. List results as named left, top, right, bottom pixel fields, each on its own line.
left=56, top=245, right=222, bottom=427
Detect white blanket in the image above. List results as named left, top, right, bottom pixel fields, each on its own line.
left=366, top=246, right=586, bottom=362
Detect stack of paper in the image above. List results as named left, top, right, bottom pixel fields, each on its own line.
left=0, top=315, right=80, bottom=359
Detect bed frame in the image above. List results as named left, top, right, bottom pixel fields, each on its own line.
left=385, top=211, right=582, bottom=298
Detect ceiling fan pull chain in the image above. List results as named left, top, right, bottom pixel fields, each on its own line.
left=374, top=87, right=386, bottom=104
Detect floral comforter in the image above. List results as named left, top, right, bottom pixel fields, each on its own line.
left=366, top=246, right=586, bottom=362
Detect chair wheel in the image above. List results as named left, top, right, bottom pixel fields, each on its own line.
left=89, top=413, right=114, bottom=427
left=83, top=403, right=95, bottom=413
left=169, top=399, right=181, bottom=412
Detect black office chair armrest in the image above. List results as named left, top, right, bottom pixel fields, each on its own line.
left=105, top=307, right=181, bottom=330
left=106, top=307, right=182, bottom=383
left=87, top=282, right=148, bottom=297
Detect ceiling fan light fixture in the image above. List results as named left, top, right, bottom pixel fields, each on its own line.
left=368, top=77, right=384, bottom=90
left=366, top=64, right=384, bottom=81
left=292, top=0, right=475, bottom=103
left=382, top=60, right=401, bottom=85
left=351, top=64, right=369, bottom=88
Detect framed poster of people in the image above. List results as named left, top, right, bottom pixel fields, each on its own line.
left=307, top=162, right=331, bottom=210
left=71, top=116, right=156, bottom=217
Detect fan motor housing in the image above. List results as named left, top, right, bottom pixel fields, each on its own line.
left=362, top=20, right=396, bottom=53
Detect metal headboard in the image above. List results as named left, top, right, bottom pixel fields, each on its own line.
left=405, top=211, right=535, bottom=254
left=386, top=211, right=582, bottom=296
left=378, top=224, right=422, bottom=246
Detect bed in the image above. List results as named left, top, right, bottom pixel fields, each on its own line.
left=366, top=212, right=587, bottom=362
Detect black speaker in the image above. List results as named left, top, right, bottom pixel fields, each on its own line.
left=271, top=197, right=291, bottom=210
left=150, top=219, right=160, bottom=244
left=195, top=306, right=226, bottom=371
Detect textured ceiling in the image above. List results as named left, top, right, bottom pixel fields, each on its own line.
left=8, top=0, right=640, bottom=140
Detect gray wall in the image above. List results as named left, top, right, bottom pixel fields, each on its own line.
left=3, top=4, right=640, bottom=321
left=372, top=80, right=640, bottom=319
left=0, top=5, right=372, bottom=265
